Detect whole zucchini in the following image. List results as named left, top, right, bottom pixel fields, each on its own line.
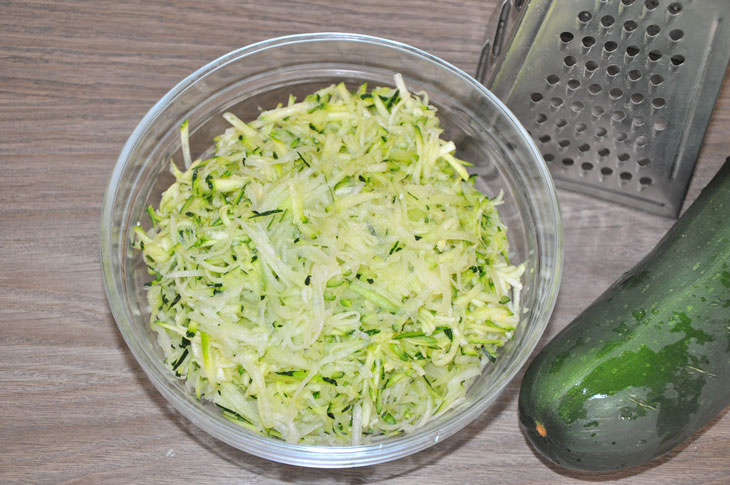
left=519, top=158, right=730, bottom=471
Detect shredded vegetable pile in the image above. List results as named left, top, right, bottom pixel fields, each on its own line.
left=134, top=75, right=525, bottom=444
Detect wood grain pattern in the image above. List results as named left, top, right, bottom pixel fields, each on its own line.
left=1, top=1, right=728, bottom=483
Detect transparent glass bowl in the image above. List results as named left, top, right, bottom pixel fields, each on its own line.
left=100, top=33, right=562, bottom=468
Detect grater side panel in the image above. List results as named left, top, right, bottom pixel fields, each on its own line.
left=487, top=0, right=730, bottom=217
left=486, top=0, right=554, bottom=98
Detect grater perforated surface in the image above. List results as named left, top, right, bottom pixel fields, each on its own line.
left=480, top=0, right=730, bottom=217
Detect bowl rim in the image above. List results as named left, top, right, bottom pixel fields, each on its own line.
left=100, top=32, right=563, bottom=468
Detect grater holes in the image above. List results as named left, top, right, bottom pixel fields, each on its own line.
left=576, top=123, right=587, bottom=133
left=592, top=106, right=605, bottom=117
left=669, top=29, right=684, bottom=41
left=578, top=11, right=593, bottom=23
left=543, top=153, right=555, bottom=162
left=564, top=56, right=577, bottom=67
left=536, top=113, right=548, bottom=124
left=647, top=25, right=661, bottom=37
left=638, top=157, right=651, bottom=167
left=601, top=15, right=615, bottom=28
left=626, top=45, right=640, bottom=57
left=604, top=41, right=618, bottom=53
left=640, top=176, right=653, bottom=187
left=570, top=101, right=584, bottom=113
left=568, top=79, right=581, bottom=89
left=578, top=143, right=591, bottom=152
left=556, top=118, right=568, bottom=128
left=621, top=0, right=635, bottom=4
left=539, top=134, right=552, bottom=143
left=601, top=166, right=614, bottom=176
left=581, top=162, right=594, bottom=171
left=598, top=147, right=611, bottom=157
left=649, top=74, right=664, bottom=86
left=558, top=139, right=571, bottom=148
left=644, top=0, right=659, bottom=10
left=620, top=172, right=633, bottom=181
left=560, top=32, right=575, bottom=43
left=654, top=119, right=668, bottom=131
left=551, top=97, right=564, bottom=108
left=589, top=83, right=602, bottom=95
left=628, top=69, right=642, bottom=81
left=633, top=115, right=647, bottom=127
left=531, top=92, right=544, bottom=102
left=611, top=110, right=626, bottom=122
left=562, top=158, right=575, bottom=166
left=547, top=74, right=560, bottom=85
left=582, top=36, right=596, bottom=48
left=607, top=65, right=620, bottom=76
left=667, top=2, right=682, bottom=15
left=631, top=93, right=645, bottom=104
left=618, top=153, right=631, bottom=162
left=648, top=50, right=662, bottom=61
left=635, top=136, right=649, bottom=147
left=609, top=88, right=624, bottom=99
left=652, top=97, right=666, bottom=108
left=670, top=54, right=685, bottom=66
left=596, top=127, right=608, bottom=137
left=623, top=21, right=638, bottom=33
left=585, top=60, right=599, bottom=73
left=616, top=132, right=628, bottom=142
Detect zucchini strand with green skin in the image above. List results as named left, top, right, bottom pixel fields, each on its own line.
left=135, top=76, right=524, bottom=445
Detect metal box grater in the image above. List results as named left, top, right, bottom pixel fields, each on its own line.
left=477, top=0, right=730, bottom=217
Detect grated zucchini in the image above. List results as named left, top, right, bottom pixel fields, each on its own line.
left=134, top=75, right=525, bottom=445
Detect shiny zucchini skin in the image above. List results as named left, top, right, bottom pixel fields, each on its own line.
left=519, top=158, right=730, bottom=472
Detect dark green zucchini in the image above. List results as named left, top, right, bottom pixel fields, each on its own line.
left=519, top=158, right=730, bottom=472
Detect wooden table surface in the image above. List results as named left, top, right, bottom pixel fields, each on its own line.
left=2, top=1, right=728, bottom=483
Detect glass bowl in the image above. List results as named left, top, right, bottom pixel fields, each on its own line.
left=100, top=33, right=562, bottom=468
